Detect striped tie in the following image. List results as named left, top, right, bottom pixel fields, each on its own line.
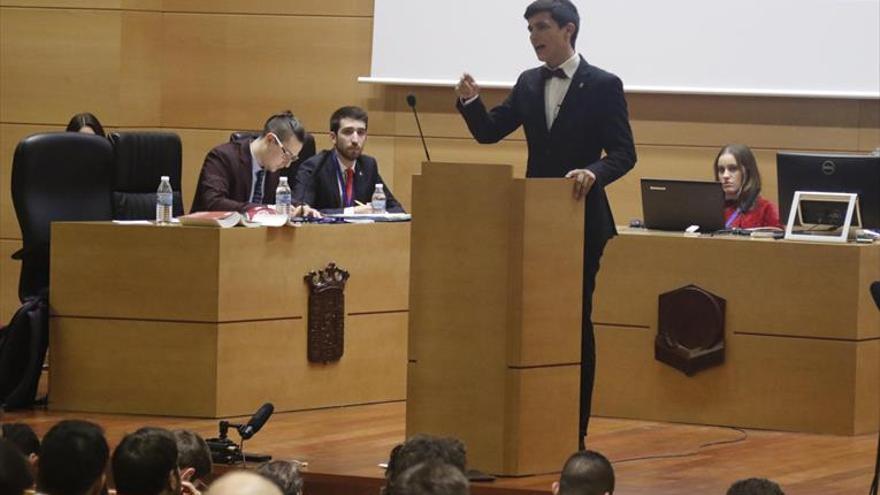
left=252, top=169, right=266, bottom=204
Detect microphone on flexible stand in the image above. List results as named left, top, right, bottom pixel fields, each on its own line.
left=406, top=94, right=432, bottom=162
left=206, top=402, right=275, bottom=464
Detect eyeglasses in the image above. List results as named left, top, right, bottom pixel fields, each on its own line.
left=272, top=134, right=299, bottom=162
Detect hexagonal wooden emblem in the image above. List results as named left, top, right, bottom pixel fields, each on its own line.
left=655, top=284, right=725, bottom=376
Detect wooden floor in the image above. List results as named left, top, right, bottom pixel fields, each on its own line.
left=2, top=400, right=876, bottom=495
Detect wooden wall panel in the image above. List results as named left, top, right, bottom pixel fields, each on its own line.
left=859, top=100, right=880, bottom=151
left=0, top=1, right=160, bottom=9
left=160, top=0, right=372, bottom=16
left=160, top=13, right=394, bottom=136
left=392, top=137, right=528, bottom=210
left=0, top=8, right=161, bottom=127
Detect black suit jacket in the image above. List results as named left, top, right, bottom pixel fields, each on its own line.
left=292, top=150, right=404, bottom=213
left=190, top=139, right=285, bottom=213
left=458, top=56, right=636, bottom=253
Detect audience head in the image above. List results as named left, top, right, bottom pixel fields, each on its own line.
left=2, top=422, right=40, bottom=466
left=66, top=112, right=105, bottom=137
left=727, top=477, right=785, bottom=495
left=394, top=460, right=469, bottom=495
left=112, top=427, right=180, bottom=495
left=524, top=0, right=580, bottom=65
left=0, top=438, right=34, bottom=495
left=329, top=106, right=369, bottom=164
left=37, top=419, right=109, bottom=495
left=256, top=460, right=304, bottom=495
left=552, top=450, right=615, bottom=495
left=171, top=429, right=212, bottom=487
left=256, top=110, right=305, bottom=172
left=713, top=143, right=762, bottom=211
left=207, top=471, right=283, bottom=495
left=385, top=434, right=467, bottom=495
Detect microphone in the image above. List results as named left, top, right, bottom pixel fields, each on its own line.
left=238, top=402, right=274, bottom=440
left=406, top=94, right=432, bottom=162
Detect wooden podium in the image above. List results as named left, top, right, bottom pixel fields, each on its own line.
left=406, top=162, right=585, bottom=476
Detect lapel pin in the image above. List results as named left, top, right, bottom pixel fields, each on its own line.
left=579, top=82, right=584, bottom=89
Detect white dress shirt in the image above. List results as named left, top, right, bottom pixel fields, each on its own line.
left=544, top=52, right=580, bottom=130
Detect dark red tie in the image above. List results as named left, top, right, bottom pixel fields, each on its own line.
left=345, top=168, right=354, bottom=207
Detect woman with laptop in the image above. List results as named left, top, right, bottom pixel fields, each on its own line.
left=714, top=144, right=781, bottom=229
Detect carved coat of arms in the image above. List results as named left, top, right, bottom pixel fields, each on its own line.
left=303, top=262, right=350, bottom=363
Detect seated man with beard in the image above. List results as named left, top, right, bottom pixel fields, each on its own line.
left=293, top=106, right=404, bottom=214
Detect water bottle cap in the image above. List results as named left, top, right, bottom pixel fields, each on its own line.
left=376, top=183, right=384, bottom=189
left=279, top=176, right=288, bottom=183
left=161, top=176, right=170, bottom=181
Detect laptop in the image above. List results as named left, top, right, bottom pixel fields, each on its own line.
left=640, top=179, right=726, bottom=232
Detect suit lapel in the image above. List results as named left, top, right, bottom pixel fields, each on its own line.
left=550, top=56, right=594, bottom=136
left=320, top=151, right=344, bottom=208
left=354, top=159, right=369, bottom=202
left=525, top=69, right=550, bottom=140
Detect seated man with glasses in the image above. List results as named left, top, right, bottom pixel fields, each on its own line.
left=191, top=110, right=317, bottom=215
left=293, top=106, right=404, bottom=214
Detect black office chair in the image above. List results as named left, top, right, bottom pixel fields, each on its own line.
left=11, top=133, right=114, bottom=301
left=228, top=130, right=317, bottom=177
left=109, top=132, right=184, bottom=220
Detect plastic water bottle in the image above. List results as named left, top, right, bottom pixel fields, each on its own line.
left=155, top=176, right=173, bottom=225
left=371, top=183, right=387, bottom=213
left=276, top=176, right=292, bottom=218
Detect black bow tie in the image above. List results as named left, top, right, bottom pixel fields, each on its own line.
left=541, top=67, right=568, bottom=80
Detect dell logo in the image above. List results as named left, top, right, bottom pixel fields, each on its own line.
left=821, top=160, right=836, bottom=175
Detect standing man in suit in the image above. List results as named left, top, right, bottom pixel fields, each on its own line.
left=293, top=106, right=404, bottom=214
left=456, top=0, right=636, bottom=449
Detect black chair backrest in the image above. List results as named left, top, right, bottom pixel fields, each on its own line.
left=871, top=281, right=880, bottom=310
left=109, top=132, right=184, bottom=219
left=228, top=130, right=317, bottom=177
left=11, top=132, right=114, bottom=300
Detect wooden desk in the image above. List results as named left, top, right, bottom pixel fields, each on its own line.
left=592, top=229, right=880, bottom=435
left=48, top=222, right=410, bottom=418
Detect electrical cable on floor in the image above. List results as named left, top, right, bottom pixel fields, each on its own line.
left=612, top=427, right=749, bottom=464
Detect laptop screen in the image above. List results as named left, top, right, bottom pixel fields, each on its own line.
left=641, top=179, right=726, bottom=232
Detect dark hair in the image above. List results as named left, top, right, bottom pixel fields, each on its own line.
left=256, top=460, right=304, bottom=495
left=37, top=420, right=109, bottom=495
left=395, top=461, right=469, bottom=495
left=171, top=430, right=212, bottom=482
left=330, top=106, right=369, bottom=133
left=1, top=423, right=40, bottom=456
left=713, top=143, right=763, bottom=212
left=65, top=112, right=105, bottom=137
left=727, top=478, right=785, bottom=495
left=385, top=434, right=467, bottom=495
left=558, top=450, right=614, bottom=495
left=263, top=110, right=306, bottom=143
left=112, top=427, right=179, bottom=495
left=0, top=438, right=33, bottom=495
left=524, top=0, right=580, bottom=48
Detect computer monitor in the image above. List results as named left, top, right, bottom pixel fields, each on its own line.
left=776, top=151, right=880, bottom=229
